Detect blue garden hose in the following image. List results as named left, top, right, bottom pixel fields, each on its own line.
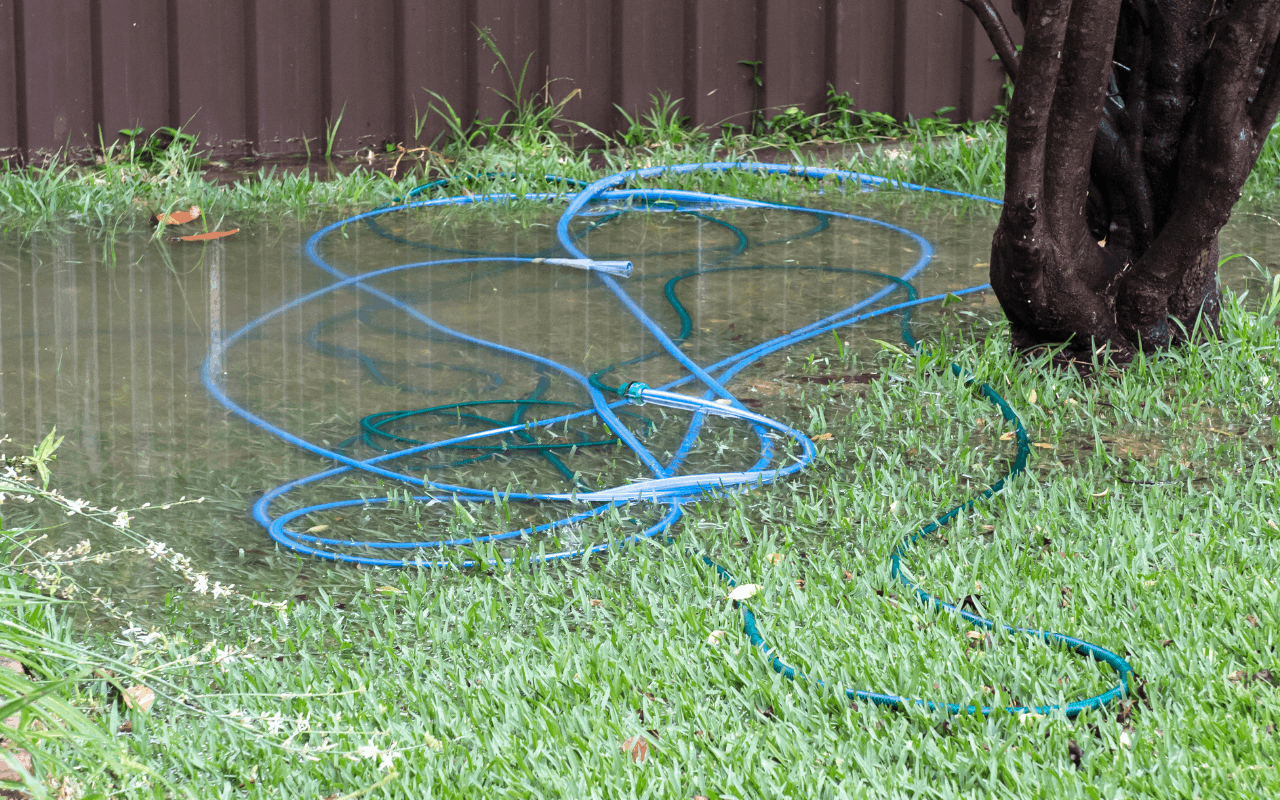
left=201, top=163, right=1133, bottom=717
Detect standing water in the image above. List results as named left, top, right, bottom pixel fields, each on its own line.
left=1, top=189, right=1274, bottom=616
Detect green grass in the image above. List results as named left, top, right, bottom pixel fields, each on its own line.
left=3, top=270, right=1277, bottom=797
left=3, top=80, right=1278, bottom=238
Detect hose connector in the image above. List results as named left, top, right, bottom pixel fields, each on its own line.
left=619, top=381, right=649, bottom=404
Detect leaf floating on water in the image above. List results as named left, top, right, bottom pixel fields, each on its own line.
left=727, top=584, right=760, bottom=601
left=153, top=205, right=200, bottom=225
left=173, top=228, right=240, bottom=242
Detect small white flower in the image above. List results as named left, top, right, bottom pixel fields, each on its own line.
left=65, top=498, right=91, bottom=515
left=192, top=574, right=209, bottom=594
left=113, top=512, right=133, bottom=529
left=356, top=742, right=380, bottom=760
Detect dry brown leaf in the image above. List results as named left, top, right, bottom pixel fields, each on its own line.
left=621, top=736, right=649, bottom=763
left=0, top=747, right=33, bottom=783
left=1033, top=442, right=1054, bottom=449
left=812, top=432, right=834, bottom=442
left=174, top=228, right=240, bottom=242
left=1228, top=669, right=1248, bottom=683
left=306, top=524, right=329, bottom=533
left=122, top=685, right=156, bottom=713
left=1000, top=432, right=1015, bottom=441
left=590, top=598, right=602, bottom=607
left=766, top=553, right=783, bottom=565
left=1246, top=614, right=1259, bottom=627
left=1027, top=388, right=1038, bottom=404
left=153, top=205, right=200, bottom=225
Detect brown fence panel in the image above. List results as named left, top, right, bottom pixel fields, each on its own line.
left=174, top=0, right=251, bottom=152
left=0, top=0, right=1020, bottom=163
left=327, top=0, right=397, bottom=151
left=0, top=0, right=19, bottom=155
left=17, top=0, right=96, bottom=155
left=545, top=0, right=614, bottom=139
left=684, top=0, right=756, bottom=131
left=99, top=0, right=171, bottom=144
left=402, top=0, right=472, bottom=146
left=759, top=0, right=828, bottom=118
left=252, top=0, right=324, bottom=155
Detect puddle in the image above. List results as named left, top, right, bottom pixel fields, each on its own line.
left=0, top=189, right=1273, bottom=611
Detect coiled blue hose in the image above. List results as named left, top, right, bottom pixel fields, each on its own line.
left=201, top=163, right=1133, bottom=717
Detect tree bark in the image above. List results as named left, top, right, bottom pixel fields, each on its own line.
left=959, top=0, right=1280, bottom=359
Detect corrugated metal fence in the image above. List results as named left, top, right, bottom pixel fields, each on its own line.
left=0, top=0, right=1020, bottom=161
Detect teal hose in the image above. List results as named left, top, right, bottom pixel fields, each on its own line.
left=204, top=165, right=1134, bottom=718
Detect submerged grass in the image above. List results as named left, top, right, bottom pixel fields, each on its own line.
left=2, top=271, right=1278, bottom=797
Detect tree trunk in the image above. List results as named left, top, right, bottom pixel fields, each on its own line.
left=958, top=0, right=1280, bottom=360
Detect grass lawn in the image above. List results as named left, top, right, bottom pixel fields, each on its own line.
left=2, top=104, right=1279, bottom=798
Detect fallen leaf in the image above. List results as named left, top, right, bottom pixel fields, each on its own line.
left=173, top=228, right=240, bottom=242
left=727, top=584, right=760, bottom=601
left=965, top=631, right=984, bottom=641
left=621, top=736, right=649, bottom=763
left=1119, top=730, right=1133, bottom=749
left=1228, top=669, right=1248, bottom=683
left=842, top=570, right=853, bottom=581
left=1000, top=432, right=1015, bottom=441
left=375, top=585, right=402, bottom=594
left=812, top=432, right=834, bottom=442
left=1033, top=442, right=1054, bottom=449
left=306, top=524, right=329, bottom=533
left=766, top=553, right=784, bottom=565
left=1028, top=388, right=1038, bottom=404
left=153, top=205, right=200, bottom=225
left=1091, top=489, right=1110, bottom=497
left=1246, top=614, right=1258, bottom=627
left=122, top=685, right=156, bottom=713
left=973, top=261, right=989, bottom=269
left=590, top=598, right=602, bottom=607
left=707, top=630, right=727, bottom=646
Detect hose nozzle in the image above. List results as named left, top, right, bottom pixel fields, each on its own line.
left=531, top=258, right=633, bottom=277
